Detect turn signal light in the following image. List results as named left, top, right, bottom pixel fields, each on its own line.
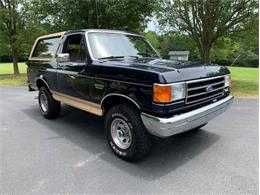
left=153, top=84, right=171, bottom=103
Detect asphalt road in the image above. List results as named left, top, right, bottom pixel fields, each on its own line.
left=0, top=86, right=258, bottom=195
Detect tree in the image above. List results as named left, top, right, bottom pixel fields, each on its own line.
left=0, top=0, right=46, bottom=74
left=211, top=37, right=239, bottom=62
left=0, top=0, right=25, bottom=74
left=144, top=31, right=160, bottom=51
left=31, top=0, right=157, bottom=33
left=158, top=32, right=199, bottom=60
left=230, top=16, right=259, bottom=67
left=211, top=16, right=258, bottom=67
left=157, top=0, right=258, bottom=63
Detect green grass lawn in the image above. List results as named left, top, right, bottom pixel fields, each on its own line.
left=0, top=62, right=27, bottom=74
left=0, top=62, right=258, bottom=98
left=0, top=63, right=27, bottom=86
left=0, top=74, right=28, bottom=86
left=228, top=67, right=259, bottom=98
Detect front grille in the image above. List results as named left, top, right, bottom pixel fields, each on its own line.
left=186, top=76, right=225, bottom=104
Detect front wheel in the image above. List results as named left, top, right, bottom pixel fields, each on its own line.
left=38, top=86, right=60, bottom=119
left=104, top=104, right=151, bottom=161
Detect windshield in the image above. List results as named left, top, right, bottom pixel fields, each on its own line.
left=88, top=32, right=159, bottom=59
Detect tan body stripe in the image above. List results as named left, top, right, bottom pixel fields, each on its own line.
left=51, top=91, right=103, bottom=116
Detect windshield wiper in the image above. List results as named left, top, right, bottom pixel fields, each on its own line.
left=126, top=55, right=139, bottom=59
left=98, top=55, right=139, bottom=61
left=137, top=52, right=158, bottom=58
left=98, top=56, right=125, bottom=60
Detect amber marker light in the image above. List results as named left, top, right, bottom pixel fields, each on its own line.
left=153, top=84, right=172, bottom=103
left=153, top=82, right=186, bottom=103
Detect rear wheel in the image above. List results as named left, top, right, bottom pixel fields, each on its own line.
left=105, top=104, right=151, bottom=161
left=38, top=86, right=60, bottom=119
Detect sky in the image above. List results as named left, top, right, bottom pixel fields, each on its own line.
left=146, top=20, right=159, bottom=32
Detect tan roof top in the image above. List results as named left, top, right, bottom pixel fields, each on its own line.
left=37, top=31, right=65, bottom=39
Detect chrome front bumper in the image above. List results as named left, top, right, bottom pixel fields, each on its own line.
left=141, top=95, right=234, bottom=138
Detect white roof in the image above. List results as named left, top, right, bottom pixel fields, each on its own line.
left=169, top=51, right=190, bottom=56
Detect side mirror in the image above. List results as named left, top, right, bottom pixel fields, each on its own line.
left=56, top=53, right=69, bottom=63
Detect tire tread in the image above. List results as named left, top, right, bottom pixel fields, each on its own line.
left=39, top=87, right=60, bottom=119
left=105, top=103, right=151, bottom=161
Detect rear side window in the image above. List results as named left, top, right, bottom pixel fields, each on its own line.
left=32, top=37, right=60, bottom=58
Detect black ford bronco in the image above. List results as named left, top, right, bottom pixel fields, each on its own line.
left=27, top=29, right=233, bottom=161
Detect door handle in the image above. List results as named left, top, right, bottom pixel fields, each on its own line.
left=59, top=62, right=77, bottom=68
left=69, top=63, right=78, bottom=67
left=69, top=75, right=76, bottom=79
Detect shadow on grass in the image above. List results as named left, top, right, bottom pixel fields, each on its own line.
left=23, top=104, right=220, bottom=181
left=0, top=73, right=27, bottom=77
left=0, top=74, right=27, bottom=86
left=231, top=80, right=259, bottom=97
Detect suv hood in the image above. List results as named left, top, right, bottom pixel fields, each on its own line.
left=94, top=58, right=230, bottom=84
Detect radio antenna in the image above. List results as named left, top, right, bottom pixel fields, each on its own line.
left=95, top=0, right=99, bottom=28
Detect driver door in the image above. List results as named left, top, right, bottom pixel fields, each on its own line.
left=56, top=33, right=90, bottom=100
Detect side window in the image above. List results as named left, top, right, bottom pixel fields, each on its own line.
left=63, top=35, right=87, bottom=62
left=32, top=37, right=60, bottom=58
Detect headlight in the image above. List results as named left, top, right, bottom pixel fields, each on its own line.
left=224, top=74, right=231, bottom=87
left=153, top=83, right=186, bottom=103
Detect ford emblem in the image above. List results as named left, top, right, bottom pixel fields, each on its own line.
left=206, top=85, right=214, bottom=92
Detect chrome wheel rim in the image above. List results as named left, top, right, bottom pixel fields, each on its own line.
left=111, top=118, right=132, bottom=150
left=40, top=93, right=48, bottom=112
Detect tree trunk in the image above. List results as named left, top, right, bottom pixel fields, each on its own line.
left=202, top=48, right=211, bottom=64
left=12, top=47, right=19, bottom=75
left=200, top=43, right=212, bottom=64
left=192, top=37, right=212, bottom=64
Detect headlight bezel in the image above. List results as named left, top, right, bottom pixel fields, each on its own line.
left=224, top=74, right=231, bottom=88
left=153, top=82, right=186, bottom=103
left=153, top=74, right=231, bottom=103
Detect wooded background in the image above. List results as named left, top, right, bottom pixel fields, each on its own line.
left=0, top=0, right=258, bottom=75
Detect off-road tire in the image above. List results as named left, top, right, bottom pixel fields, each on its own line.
left=105, top=103, right=151, bottom=161
left=38, top=86, right=60, bottom=119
